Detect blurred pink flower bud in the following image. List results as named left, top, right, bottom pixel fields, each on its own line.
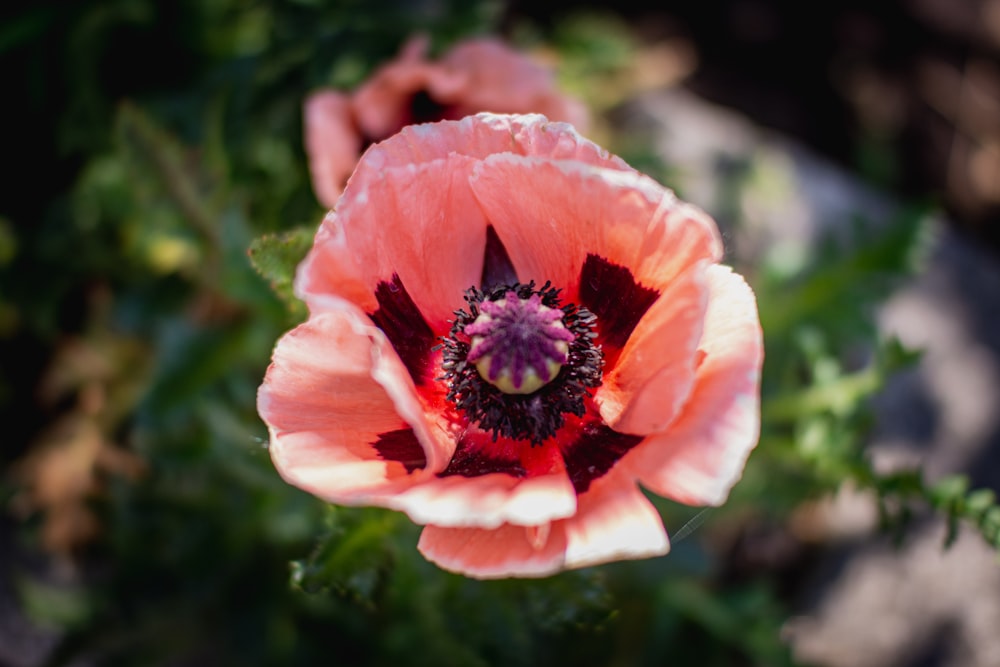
left=304, top=36, right=590, bottom=209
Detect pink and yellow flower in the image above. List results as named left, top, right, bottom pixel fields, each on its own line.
left=304, top=36, right=589, bottom=209
left=259, top=113, right=763, bottom=578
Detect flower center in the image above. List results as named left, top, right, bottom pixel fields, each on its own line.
left=465, top=292, right=574, bottom=395
left=439, top=281, right=604, bottom=444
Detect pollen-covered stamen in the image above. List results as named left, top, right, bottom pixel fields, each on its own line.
left=465, top=292, right=575, bottom=394
left=438, top=281, right=604, bottom=445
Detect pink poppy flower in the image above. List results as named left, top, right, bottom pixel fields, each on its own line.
left=304, top=36, right=589, bottom=209
left=259, top=113, right=763, bottom=579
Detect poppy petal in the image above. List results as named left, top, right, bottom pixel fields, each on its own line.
left=296, top=155, right=488, bottom=330
left=303, top=91, right=363, bottom=209
left=598, top=261, right=710, bottom=434
left=418, top=521, right=569, bottom=579
left=562, top=467, right=670, bottom=570
left=625, top=265, right=763, bottom=505
left=361, top=113, right=629, bottom=176
left=258, top=305, right=454, bottom=504
left=417, top=468, right=667, bottom=578
left=375, top=470, right=577, bottom=529
left=576, top=253, right=661, bottom=349
left=469, top=156, right=722, bottom=304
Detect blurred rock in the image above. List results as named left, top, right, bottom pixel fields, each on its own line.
left=621, top=86, right=1000, bottom=667
left=787, top=523, right=1000, bottom=667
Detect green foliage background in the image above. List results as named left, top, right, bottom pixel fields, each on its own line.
left=2, top=1, right=997, bottom=666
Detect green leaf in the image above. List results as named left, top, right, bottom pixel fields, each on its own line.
left=929, top=475, right=970, bottom=507
left=290, top=506, right=401, bottom=607
left=248, top=226, right=314, bottom=318
left=16, top=575, right=93, bottom=629
left=966, top=489, right=997, bottom=517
